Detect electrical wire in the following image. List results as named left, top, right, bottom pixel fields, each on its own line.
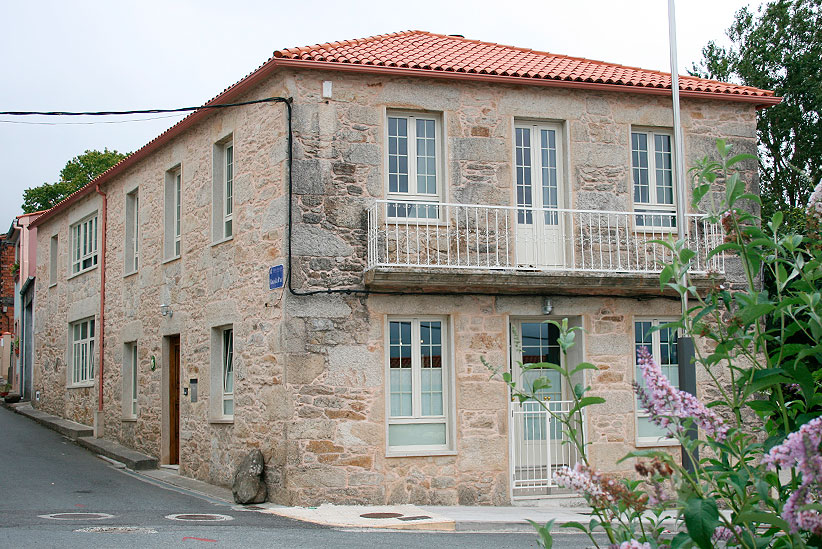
left=0, top=113, right=188, bottom=125
left=0, top=97, right=281, bottom=117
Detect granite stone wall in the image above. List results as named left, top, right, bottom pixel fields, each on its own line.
left=32, top=66, right=758, bottom=505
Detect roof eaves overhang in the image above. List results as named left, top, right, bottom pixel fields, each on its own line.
left=31, top=56, right=781, bottom=228
left=273, top=58, right=782, bottom=107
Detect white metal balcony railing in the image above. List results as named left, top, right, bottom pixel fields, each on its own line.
left=510, top=400, right=585, bottom=497
left=367, top=200, right=725, bottom=275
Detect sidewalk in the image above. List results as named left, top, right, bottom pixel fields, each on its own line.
left=2, top=400, right=616, bottom=533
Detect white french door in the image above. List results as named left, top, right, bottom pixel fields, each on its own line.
left=515, top=123, right=565, bottom=268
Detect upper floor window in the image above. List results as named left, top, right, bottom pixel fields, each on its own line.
left=631, top=129, right=676, bottom=228
left=71, top=215, right=98, bottom=275
left=386, top=111, right=443, bottom=219
left=49, top=234, right=58, bottom=286
left=164, top=166, right=182, bottom=260
left=70, top=317, right=95, bottom=386
left=634, top=318, right=678, bottom=445
left=212, top=136, right=234, bottom=242
left=210, top=324, right=234, bottom=422
left=125, top=189, right=139, bottom=274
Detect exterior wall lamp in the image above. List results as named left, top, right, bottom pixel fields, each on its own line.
left=160, top=303, right=173, bottom=318
left=542, top=297, right=553, bottom=315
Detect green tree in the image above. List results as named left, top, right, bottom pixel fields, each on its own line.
left=22, top=148, right=128, bottom=213
left=690, top=0, right=822, bottom=228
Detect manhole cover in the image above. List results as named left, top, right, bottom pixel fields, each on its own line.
left=360, top=512, right=404, bottom=519
left=75, top=526, right=157, bottom=534
left=40, top=512, right=115, bottom=521
left=398, top=515, right=432, bottom=521
left=165, top=513, right=234, bottom=522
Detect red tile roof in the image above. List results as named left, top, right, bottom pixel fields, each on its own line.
left=273, top=31, right=776, bottom=101
left=31, top=30, right=778, bottom=227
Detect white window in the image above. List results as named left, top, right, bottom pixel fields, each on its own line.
left=125, top=189, right=139, bottom=274
left=386, top=112, right=443, bottom=219
left=386, top=317, right=452, bottom=453
left=222, top=328, right=234, bottom=416
left=212, top=137, right=234, bottom=242
left=515, top=122, right=562, bottom=224
left=631, top=129, right=676, bottom=228
left=71, top=318, right=95, bottom=386
left=164, top=166, right=182, bottom=259
left=49, top=235, right=58, bottom=286
left=123, top=342, right=138, bottom=419
left=634, top=318, right=679, bottom=444
left=71, top=215, right=98, bottom=275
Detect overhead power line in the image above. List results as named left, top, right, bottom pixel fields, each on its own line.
left=0, top=113, right=188, bottom=126
left=0, top=97, right=281, bottom=117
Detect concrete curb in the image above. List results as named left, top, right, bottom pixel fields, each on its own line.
left=2, top=402, right=156, bottom=469
left=9, top=402, right=93, bottom=440
left=77, top=436, right=158, bottom=470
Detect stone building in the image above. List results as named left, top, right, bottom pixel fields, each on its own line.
left=29, top=31, right=779, bottom=505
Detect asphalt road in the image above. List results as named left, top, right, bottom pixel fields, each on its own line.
left=0, top=406, right=597, bottom=548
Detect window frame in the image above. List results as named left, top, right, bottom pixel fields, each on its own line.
left=70, top=214, right=98, bottom=277
left=634, top=317, right=680, bottom=447
left=384, top=110, right=445, bottom=221
left=122, top=341, right=138, bottom=420
left=164, top=165, right=182, bottom=261
left=49, top=234, right=58, bottom=287
left=124, top=188, right=139, bottom=276
left=209, top=324, right=235, bottom=422
left=384, top=316, right=455, bottom=457
left=69, top=317, right=96, bottom=388
left=211, top=136, right=234, bottom=244
left=222, top=327, right=234, bottom=418
left=630, top=128, right=677, bottom=230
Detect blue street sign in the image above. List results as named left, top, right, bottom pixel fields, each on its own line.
left=269, top=265, right=284, bottom=290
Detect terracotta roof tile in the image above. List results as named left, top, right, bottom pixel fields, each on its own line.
left=273, top=30, right=774, bottom=99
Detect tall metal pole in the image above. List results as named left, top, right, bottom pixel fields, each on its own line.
left=669, top=0, right=698, bottom=471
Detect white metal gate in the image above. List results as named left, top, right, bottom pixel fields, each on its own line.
left=510, top=400, right=585, bottom=498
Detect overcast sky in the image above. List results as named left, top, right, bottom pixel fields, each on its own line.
left=0, top=0, right=758, bottom=227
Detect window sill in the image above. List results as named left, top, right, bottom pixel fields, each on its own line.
left=122, top=416, right=137, bottom=422
left=635, top=438, right=680, bottom=448
left=386, top=219, right=448, bottom=227
left=68, top=382, right=94, bottom=389
left=162, top=255, right=181, bottom=265
left=211, top=235, right=234, bottom=248
left=386, top=449, right=457, bottom=458
left=209, top=418, right=234, bottom=424
left=49, top=282, right=57, bottom=288
left=67, top=265, right=98, bottom=281
left=123, top=270, right=138, bottom=279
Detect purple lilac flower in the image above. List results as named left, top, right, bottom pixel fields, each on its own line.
left=617, top=541, right=651, bottom=549
left=712, top=525, right=742, bottom=542
left=762, top=417, right=822, bottom=535
left=635, top=347, right=729, bottom=442
left=808, top=180, right=822, bottom=222
left=553, top=463, right=611, bottom=503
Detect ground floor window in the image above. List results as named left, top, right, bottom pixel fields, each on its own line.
left=386, top=317, right=451, bottom=453
left=123, top=342, right=138, bottom=419
left=634, top=318, right=678, bottom=444
left=71, top=318, right=95, bottom=385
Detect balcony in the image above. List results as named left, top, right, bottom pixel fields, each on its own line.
left=365, top=200, right=725, bottom=295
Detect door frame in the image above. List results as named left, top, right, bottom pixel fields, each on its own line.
left=512, top=120, right=567, bottom=269
left=507, top=316, right=587, bottom=500
left=162, top=334, right=181, bottom=465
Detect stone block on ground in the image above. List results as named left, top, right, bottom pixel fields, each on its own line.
left=232, top=449, right=267, bottom=504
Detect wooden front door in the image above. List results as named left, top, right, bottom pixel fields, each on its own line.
left=168, top=335, right=180, bottom=465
